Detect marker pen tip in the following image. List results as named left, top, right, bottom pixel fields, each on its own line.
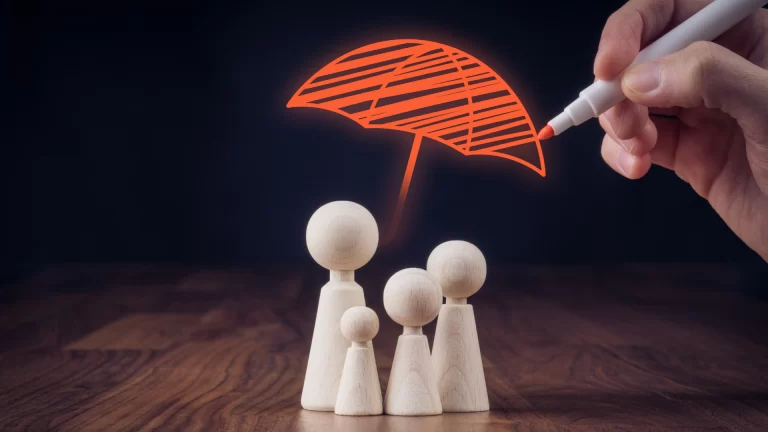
left=537, top=125, right=554, bottom=141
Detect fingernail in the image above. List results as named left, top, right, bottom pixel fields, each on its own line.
left=605, top=117, right=633, bottom=153
left=595, top=40, right=605, bottom=59
left=617, top=150, right=633, bottom=176
left=605, top=115, right=621, bottom=141
left=624, top=62, right=661, bottom=94
left=618, top=137, right=634, bottom=153
left=594, top=42, right=605, bottom=76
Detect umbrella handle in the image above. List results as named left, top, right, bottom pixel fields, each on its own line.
left=384, top=134, right=422, bottom=245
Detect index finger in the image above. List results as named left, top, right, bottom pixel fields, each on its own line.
left=593, top=0, right=711, bottom=80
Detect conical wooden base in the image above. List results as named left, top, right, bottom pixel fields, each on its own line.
left=301, top=280, right=366, bottom=411
left=431, top=304, right=489, bottom=412
left=335, top=345, right=383, bottom=415
left=384, top=334, right=442, bottom=416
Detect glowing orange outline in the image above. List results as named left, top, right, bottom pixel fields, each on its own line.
left=287, top=39, right=546, bottom=243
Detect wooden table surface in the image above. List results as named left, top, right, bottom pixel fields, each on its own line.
left=1, top=264, right=767, bottom=431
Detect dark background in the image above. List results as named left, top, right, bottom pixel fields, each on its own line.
left=5, top=0, right=766, bottom=284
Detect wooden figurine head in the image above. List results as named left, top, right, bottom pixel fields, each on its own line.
left=383, top=268, right=442, bottom=329
left=427, top=240, right=486, bottom=300
left=340, top=306, right=379, bottom=344
left=306, top=201, right=379, bottom=271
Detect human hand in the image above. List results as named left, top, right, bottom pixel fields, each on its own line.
left=594, top=0, right=768, bottom=261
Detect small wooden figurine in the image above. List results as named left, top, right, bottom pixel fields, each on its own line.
left=428, top=240, right=489, bottom=412
left=335, top=306, right=383, bottom=416
left=383, top=268, right=443, bottom=416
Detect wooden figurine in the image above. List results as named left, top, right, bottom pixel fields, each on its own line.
left=335, top=306, right=383, bottom=416
left=301, top=201, right=379, bottom=412
left=427, top=240, right=489, bottom=412
left=383, top=268, right=443, bottom=416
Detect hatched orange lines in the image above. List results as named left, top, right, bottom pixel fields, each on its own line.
left=287, top=39, right=546, bottom=243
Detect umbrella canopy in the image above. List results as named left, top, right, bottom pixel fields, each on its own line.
left=288, top=39, right=546, bottom=242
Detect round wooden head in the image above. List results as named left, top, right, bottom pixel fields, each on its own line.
left=427, top=240, right=486, bottom=299
left=306, top=201, right=379, bottom=271
left=383, top=268, right=442, bottom=327
left=340, top=306, right=379, bottom=343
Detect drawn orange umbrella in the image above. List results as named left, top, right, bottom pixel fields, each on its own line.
left=288, top=39, right=545, bottom=242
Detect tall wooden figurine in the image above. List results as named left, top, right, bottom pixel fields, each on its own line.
left=301, top=201, right=379, bottom=411
left=428, top=240, right=489, bottom=412
left=383, top=268, right=443, bottom=416
left=335, top=306, right=383, bottom=416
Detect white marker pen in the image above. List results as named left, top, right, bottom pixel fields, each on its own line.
left=538, top=0, right=768, bottom=140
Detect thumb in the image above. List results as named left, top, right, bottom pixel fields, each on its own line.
left=621, top=41, right=768, bottom=132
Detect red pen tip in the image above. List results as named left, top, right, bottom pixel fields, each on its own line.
left=537, top=125, right=554, bottom=141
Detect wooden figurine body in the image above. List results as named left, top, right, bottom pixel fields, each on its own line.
left=335, top=306, right=383, bottom=416
left=302, top=272, right=367, bottom=411
left=383, top=268, right=443, bottom=416
left=301, top=201, right=379, bottom=412
left=431, top=299, right=488, bottom=412
left=428, top=240, right=489, bottom=412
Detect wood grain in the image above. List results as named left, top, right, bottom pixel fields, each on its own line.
left=432, top=304, right=489, bottom=412
left=0, top=264, right=766, bottom=431
left=335, top=345, right=383, bottom=416
left=385, top=334, right=442, bottom=416
left=301, top=276, right=367, bottom=412
left=335, top=307, right=382, bottom=416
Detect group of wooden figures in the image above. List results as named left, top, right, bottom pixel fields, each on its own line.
left=302, top=201, right=489, bottom=416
